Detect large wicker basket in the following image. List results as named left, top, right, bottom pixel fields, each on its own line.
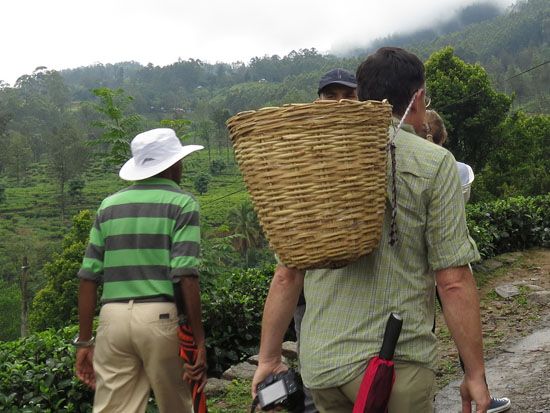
left=227, top=99, right=392, bottom=270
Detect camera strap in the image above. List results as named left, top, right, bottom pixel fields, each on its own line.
left=249, top=396, right=260, bottom=413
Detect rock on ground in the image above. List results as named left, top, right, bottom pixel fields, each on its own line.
left=435, top=313, right=550, bottom=412
left=222, top=362, right=257, bottom=381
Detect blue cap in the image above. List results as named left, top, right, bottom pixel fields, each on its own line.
left=318, top=68, right=357, bottom=95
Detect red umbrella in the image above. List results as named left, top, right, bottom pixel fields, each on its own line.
left=353, top=313, right=403, bottom=413
left=177, top=321, right=208, bottom=413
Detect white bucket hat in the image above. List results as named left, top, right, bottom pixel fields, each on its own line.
left=119, top=128, right=203, bottom=181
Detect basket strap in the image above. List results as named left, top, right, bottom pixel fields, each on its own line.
left=387, top=94, right=417, bottom=246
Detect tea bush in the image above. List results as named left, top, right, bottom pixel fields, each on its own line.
left=202, top=265, right=274, bottom=376
left=0, top=326, right=94, bottom=412
left=466, top=194, right=549, bottom=258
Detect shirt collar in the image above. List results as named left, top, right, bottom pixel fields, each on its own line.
left=134, top=177, right=180, bottom=188
left=391, top=116, right=417, bottom=135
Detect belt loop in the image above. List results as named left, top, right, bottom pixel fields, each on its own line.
left=128, top=299, right=134, bottom=310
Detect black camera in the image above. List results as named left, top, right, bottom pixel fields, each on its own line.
left=256, top=369, right=304, bottom=411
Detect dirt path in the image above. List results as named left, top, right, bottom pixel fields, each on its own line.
left=435, top=248, right=550, bottom=412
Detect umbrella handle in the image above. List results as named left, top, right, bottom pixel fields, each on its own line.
left=379, top=313, right=403, bottom=361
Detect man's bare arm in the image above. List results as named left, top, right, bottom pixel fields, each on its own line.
left=252, top=264, right=304, bottom=396
left=78, top=279, right=97, bottom=341
left=75, top=279, right=98, bottom=389
left=181, top=276, right=205, bottom=348
left=436, top=265, right=490, bottom=412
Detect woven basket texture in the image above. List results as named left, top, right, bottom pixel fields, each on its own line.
left=227, top=99, right=392, bottom=270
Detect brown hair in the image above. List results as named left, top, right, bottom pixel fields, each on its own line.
left=425, top=110, right=447, bottom=146
left=356, top=47, right=425, bottom=116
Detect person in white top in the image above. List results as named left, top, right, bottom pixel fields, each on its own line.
left=423, top=109, right=511, bottom=413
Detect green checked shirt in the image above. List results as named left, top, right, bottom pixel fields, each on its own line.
left=78, top=178, right=200, bottom=303
left=299, top=122, right=480, bottom=389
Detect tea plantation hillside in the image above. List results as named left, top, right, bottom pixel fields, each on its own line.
left=0, top=148, right=250, bottom=293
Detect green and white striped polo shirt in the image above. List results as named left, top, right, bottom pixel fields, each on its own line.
left=78, top=177, right=200, bottom=303
left=299, top=123, right=480, bottom=389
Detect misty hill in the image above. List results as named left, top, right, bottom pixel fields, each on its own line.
left=348, top=2, right=505, bottom=53
left=55, top=0, right=548, bottom=115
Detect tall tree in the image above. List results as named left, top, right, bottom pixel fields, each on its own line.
left=0, top=131, right=33, bottom=183
left=227, top=201, right=264, bottom=266
left=426, top=47, right=512, bottom=170
left=159, top=118, right=193, bottom=140
left=91, top=87, right=143, bottom=166
left=45, top=122, right=89, bottom=222
left=0, top=86, right=14, bottom=138
left=193, top=119, right=215, bottom=164
left=475, top=111, right=550, bottom=200
left=0, top=227, right=52, bottom=340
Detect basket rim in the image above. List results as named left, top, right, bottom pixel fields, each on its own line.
left=226, top=99, right=392, bottom=125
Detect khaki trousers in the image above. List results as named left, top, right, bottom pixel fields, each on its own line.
left=93, top=301, right=192, bottom=413
left=310, top=361, right=435, bottom=413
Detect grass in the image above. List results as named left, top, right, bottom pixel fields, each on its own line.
left=208, top=379, right=253, bottom=413
left=515, top=285, right=530, bottom=306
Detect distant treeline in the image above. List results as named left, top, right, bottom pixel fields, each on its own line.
left=54, top=0, right=548, bottom=116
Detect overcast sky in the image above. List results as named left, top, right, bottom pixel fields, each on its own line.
left=1, top=0, right=516, bottom=86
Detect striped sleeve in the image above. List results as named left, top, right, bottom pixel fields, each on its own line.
left=78, top=211, right=105, bottom=282
left=171, top=196, right=200, bottom=278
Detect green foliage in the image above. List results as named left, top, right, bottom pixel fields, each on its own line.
left=474, top=111, right=550, bottom=201
left=159, top=118, right=192, bottom=139
left=0, top=131, right=33, bottom=183
left=227, top=201, right=266, bottom=266
left=400, top=0, right=549, bottom=113
left=202, top=266, right=274, bottom=376
left=425, top=47, right=512, bottom=170
left=199, top=234, right=243, bottom=282
left=0, top=184, right=5, bottom=204
left=466, top=194, right=550, bottom=258
left=192, top=119, right=215, bottom=163
left=28, top=211, right=93, bottom=332
left=194, top=172, right=211, bottom=195
left=209, top=159, right=226, bottom=176
left=46, top=121, right=89, bottom=220
left=0, top=265, right=274, bottom=409
left=91, top=87, right=143, bottom=166
left=0, top=280, right=20, bottom=341
left=68, top=179, right=85, bottom=203
left=0, top=326, right=94, bottom=412
left=208, top=379, right=252, bottom=412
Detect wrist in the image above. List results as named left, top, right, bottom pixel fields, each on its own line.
left=464, top=369, right=486, bottom=382
left=258, top=354, right=282, bottom=366
left=72, top=335, right=95, bottom=348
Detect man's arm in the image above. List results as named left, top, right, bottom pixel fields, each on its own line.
left=75, top=278, right=98, bottom=389
left=436, top=265, right=490, bottom=412
left=181, top=276, right=207, bottom=391
left=251, top=264, right=304, bottom=397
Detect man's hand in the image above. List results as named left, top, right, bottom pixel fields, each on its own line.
left=459, top=375, right=490, bottom=413
left=75, top=347, right=95, bottom=389
left=183, top=345, right=208, bottom=392
left=251, top=358, right=289, bottom=399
